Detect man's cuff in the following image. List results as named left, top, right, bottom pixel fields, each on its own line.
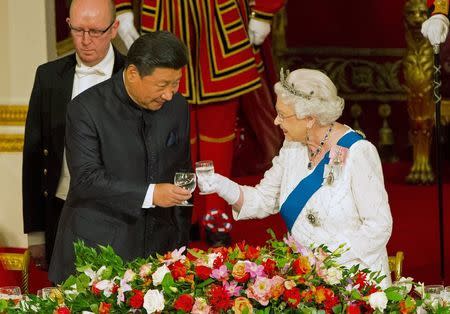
left=142, top=184, right=156, bottom=208
left=28, top=232, right=45, bottom=246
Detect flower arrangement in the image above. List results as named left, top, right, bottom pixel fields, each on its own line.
left=1, top=230, right=448, bottom=313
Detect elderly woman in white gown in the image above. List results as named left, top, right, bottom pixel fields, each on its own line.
left=198, top=68, right=393, bottom=287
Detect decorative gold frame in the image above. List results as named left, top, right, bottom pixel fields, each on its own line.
left=0, top=105, right=27, bottom=152
left=0, top=105, right=28, bottom=126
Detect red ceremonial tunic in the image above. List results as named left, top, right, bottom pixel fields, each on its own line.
left=115, top=0, right=284, bottom=105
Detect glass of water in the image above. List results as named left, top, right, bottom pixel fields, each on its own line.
left=174, top=172, right=196, bottom=206
left=195, top=160, right=215, bottom=195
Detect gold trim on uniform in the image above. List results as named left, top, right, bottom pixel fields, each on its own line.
left=199, top=133, right=236, bottom=143
left=190, top=137, right=197, bottom=145
left=432, top=0, right=449, bottom=15
left=251, top=10, right=274, bottom=23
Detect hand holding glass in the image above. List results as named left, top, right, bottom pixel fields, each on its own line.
left=174, top=172, right=196, bottom=206
left=195, top=160, right=215, bottom=195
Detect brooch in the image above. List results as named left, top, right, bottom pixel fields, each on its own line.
left=305, top=208, right=320, bottom=227
left=323, top=145, right=348, bottom=186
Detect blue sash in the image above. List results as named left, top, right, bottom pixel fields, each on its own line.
left=280, top=131, right=363, bottom=231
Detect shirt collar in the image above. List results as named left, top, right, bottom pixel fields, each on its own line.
left=75, top=43, right=114, bottom=74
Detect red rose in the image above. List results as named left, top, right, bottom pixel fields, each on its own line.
left=99, top=302, right=112, bottom=314
left=262, top=258, right=277, bottom=277
left=129, top=290, right=144, bottom=309
left=169, top=260, right=187, bottom=280
left=173, top=294, right=195, bottom=312
left=213, top=256, right=224, bottom=268
left=195, top=265, right=212, bottom=280
left=55, top=307, right=71, bottom=314
left=347, top=303, right=361, bottom=314
left=283, top=288, right=302, bottom=308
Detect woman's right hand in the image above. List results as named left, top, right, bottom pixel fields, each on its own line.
left=198, top=173, right=240, bottom=205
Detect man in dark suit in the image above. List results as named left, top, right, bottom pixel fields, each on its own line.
left=49, top=31, right=193, bottom=283
left=22, top=0, right=124, bottom=270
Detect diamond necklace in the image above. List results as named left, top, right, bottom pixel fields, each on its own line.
left=307, top=122, right=334, bottom=170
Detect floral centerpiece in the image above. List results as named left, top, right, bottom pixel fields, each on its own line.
left=1, top=230, right=448, bottom=313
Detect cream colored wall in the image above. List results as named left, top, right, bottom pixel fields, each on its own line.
left=0, top=0, right=56, bottom=247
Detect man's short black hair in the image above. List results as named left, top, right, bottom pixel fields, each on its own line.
left=125, top=31, right=188, bottom=77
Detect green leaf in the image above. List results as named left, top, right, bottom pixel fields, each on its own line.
left=385, top=289, right=404, bottom=301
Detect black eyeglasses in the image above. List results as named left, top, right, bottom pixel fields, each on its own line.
left=68, top=20, right=115, bottom=38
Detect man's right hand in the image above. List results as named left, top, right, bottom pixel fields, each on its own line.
left=153, top=183, right=192, bottom=207
left=29, top=244, right=48, bottom=270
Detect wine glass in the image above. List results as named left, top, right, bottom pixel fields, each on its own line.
left=0, top=286, right=22, bottom=304
left=174, top=172, right=196, bottom=206
left=424, top=284, right=444, bottom=304
left=195, top=160, right=215, bottom=195
left=37, top=287, right=57, bottom=300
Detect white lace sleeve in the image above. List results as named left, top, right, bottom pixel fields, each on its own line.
left=337, top=141, right=393, bottom=267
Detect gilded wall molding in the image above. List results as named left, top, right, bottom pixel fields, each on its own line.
left=0, top=105, right=28, bottom=126
left=276, top=47, right=407, bottom=102
left=0, top=134, right=24, bottom=152
left=56, top=37, right=74, bottom=56
left=0, top=105, right=27, bottom=152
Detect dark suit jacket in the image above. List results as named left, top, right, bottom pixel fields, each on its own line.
left=48, top=71, right=192, bottom=283
left=22, top=49, right=125, bottom=262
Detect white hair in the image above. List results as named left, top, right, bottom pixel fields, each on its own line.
left=274, top=68, right=344, bottom=126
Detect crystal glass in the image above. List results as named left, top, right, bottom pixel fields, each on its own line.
left=195, top=160, right=215, bottom=195
left=425, top=284, right=444, bottom=304
left=0, top=286, right=22, bottom=304
left=174, top=172, right=196, bottom=206
left=441, top=286, right=450, bottom=304
left=37, top=287, right=58, bottom=300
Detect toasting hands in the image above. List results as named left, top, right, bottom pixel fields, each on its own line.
left=197, top=173, right=240, bottom=205
left=153, top=183, right=192, bottom=207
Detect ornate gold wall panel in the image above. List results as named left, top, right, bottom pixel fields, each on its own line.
left=0, top=105, right=27, bottom=126
left=0, top=134, right=24, bottom=152
left=0, top=105, right=27, bottom=152
left=275, top=47, right=406, bottom=102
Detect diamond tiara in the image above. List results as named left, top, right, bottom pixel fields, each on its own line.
left=280, top=68, right=314, bottom=100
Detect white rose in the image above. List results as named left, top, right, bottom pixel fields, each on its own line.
left=143, top=289, right=165, bottom=313
left=324, top=267, right=343, bottom=285
left=152, top=264, right=170, bottom=286
left=369, top=291, right=388, bottom=311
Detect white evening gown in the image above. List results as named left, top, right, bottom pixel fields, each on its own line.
left=233, top=132, right=393, bottom=288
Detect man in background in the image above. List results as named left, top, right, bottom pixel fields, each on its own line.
left=22, top=0, right=124, bottom=270
left=49, top=31, right=192, bottom=283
